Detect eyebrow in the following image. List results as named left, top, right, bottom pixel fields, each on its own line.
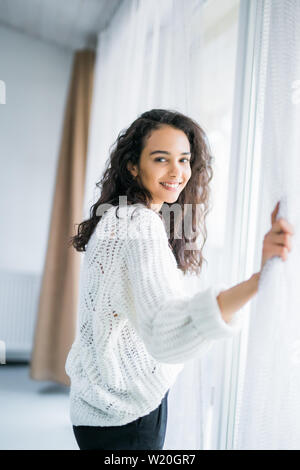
left=149, top=150, right=191, bottom=156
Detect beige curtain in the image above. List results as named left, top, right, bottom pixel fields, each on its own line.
left=30, top=49, right=95, bottom=386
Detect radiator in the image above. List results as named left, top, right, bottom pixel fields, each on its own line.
left=0, top=270, right=41, bottom=362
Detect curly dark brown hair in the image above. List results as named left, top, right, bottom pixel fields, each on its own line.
left=69, top=109, right=214, bottom=276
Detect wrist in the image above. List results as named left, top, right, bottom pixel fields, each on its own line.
left=250, top=271, right=261, bottom=294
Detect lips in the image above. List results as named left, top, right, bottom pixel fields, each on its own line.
left=160, top=182, right=181, bottom=191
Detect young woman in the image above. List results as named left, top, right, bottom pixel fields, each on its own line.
left=65, top=109, right=294, bottom=450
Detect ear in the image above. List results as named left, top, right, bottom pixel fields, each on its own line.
left=127, top=161, right=138, bottom=178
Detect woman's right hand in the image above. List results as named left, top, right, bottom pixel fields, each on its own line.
left=260, top=201, right=295, bottom=272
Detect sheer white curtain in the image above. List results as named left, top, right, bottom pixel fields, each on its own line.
left=234, top=0, right=300, bottom=450
left=83, top=0, right=240, bottom=450
left=83, top=0, right=195, bottom=217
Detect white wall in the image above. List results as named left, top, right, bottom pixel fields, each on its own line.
left=0, top=24, right=73, bottom=275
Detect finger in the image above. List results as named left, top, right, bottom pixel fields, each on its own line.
left=267, top=231, right=293, bottom=252
left=274, top=245, right=288, bottom=261
left=272, top=218, right=294, bottom=235
left=271, top=201, right=280, bottom=225
left=263, top=241, right=288, bottom=262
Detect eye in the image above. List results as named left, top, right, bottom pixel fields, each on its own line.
left=154, top=157, right=191, bottom=163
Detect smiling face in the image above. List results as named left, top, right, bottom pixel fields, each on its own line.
left=127, top=125, right=192, bottom=212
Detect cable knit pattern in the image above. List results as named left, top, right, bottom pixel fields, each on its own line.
left=65, top=204, right=245, bottom=427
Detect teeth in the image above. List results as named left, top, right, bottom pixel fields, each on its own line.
left=161, top=183, right=180, bottom=188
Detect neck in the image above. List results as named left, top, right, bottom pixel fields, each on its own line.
left=150, top=203, right=162, bottom=213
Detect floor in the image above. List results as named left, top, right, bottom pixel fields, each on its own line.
left=0, top=362, right=78, bottom=450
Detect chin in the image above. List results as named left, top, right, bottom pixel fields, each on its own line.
left=165, top=195, right=180, bottom=203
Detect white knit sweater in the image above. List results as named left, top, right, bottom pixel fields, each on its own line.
left=65, top=204, right=244, bottom=427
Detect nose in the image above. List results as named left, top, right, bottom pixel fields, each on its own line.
left=168, top=161, right=182, bottom=178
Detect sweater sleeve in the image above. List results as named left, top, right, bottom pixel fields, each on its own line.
left=123, top=207, right=245, bottom=364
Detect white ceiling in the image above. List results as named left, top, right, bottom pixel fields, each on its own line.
left=0, top=0, right=123, bottom=50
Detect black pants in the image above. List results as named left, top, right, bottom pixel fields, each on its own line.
left=72, top=390, right=169, bottom=450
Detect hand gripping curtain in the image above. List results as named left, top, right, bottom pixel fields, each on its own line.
left=235, top=0, right=300, bottom=450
